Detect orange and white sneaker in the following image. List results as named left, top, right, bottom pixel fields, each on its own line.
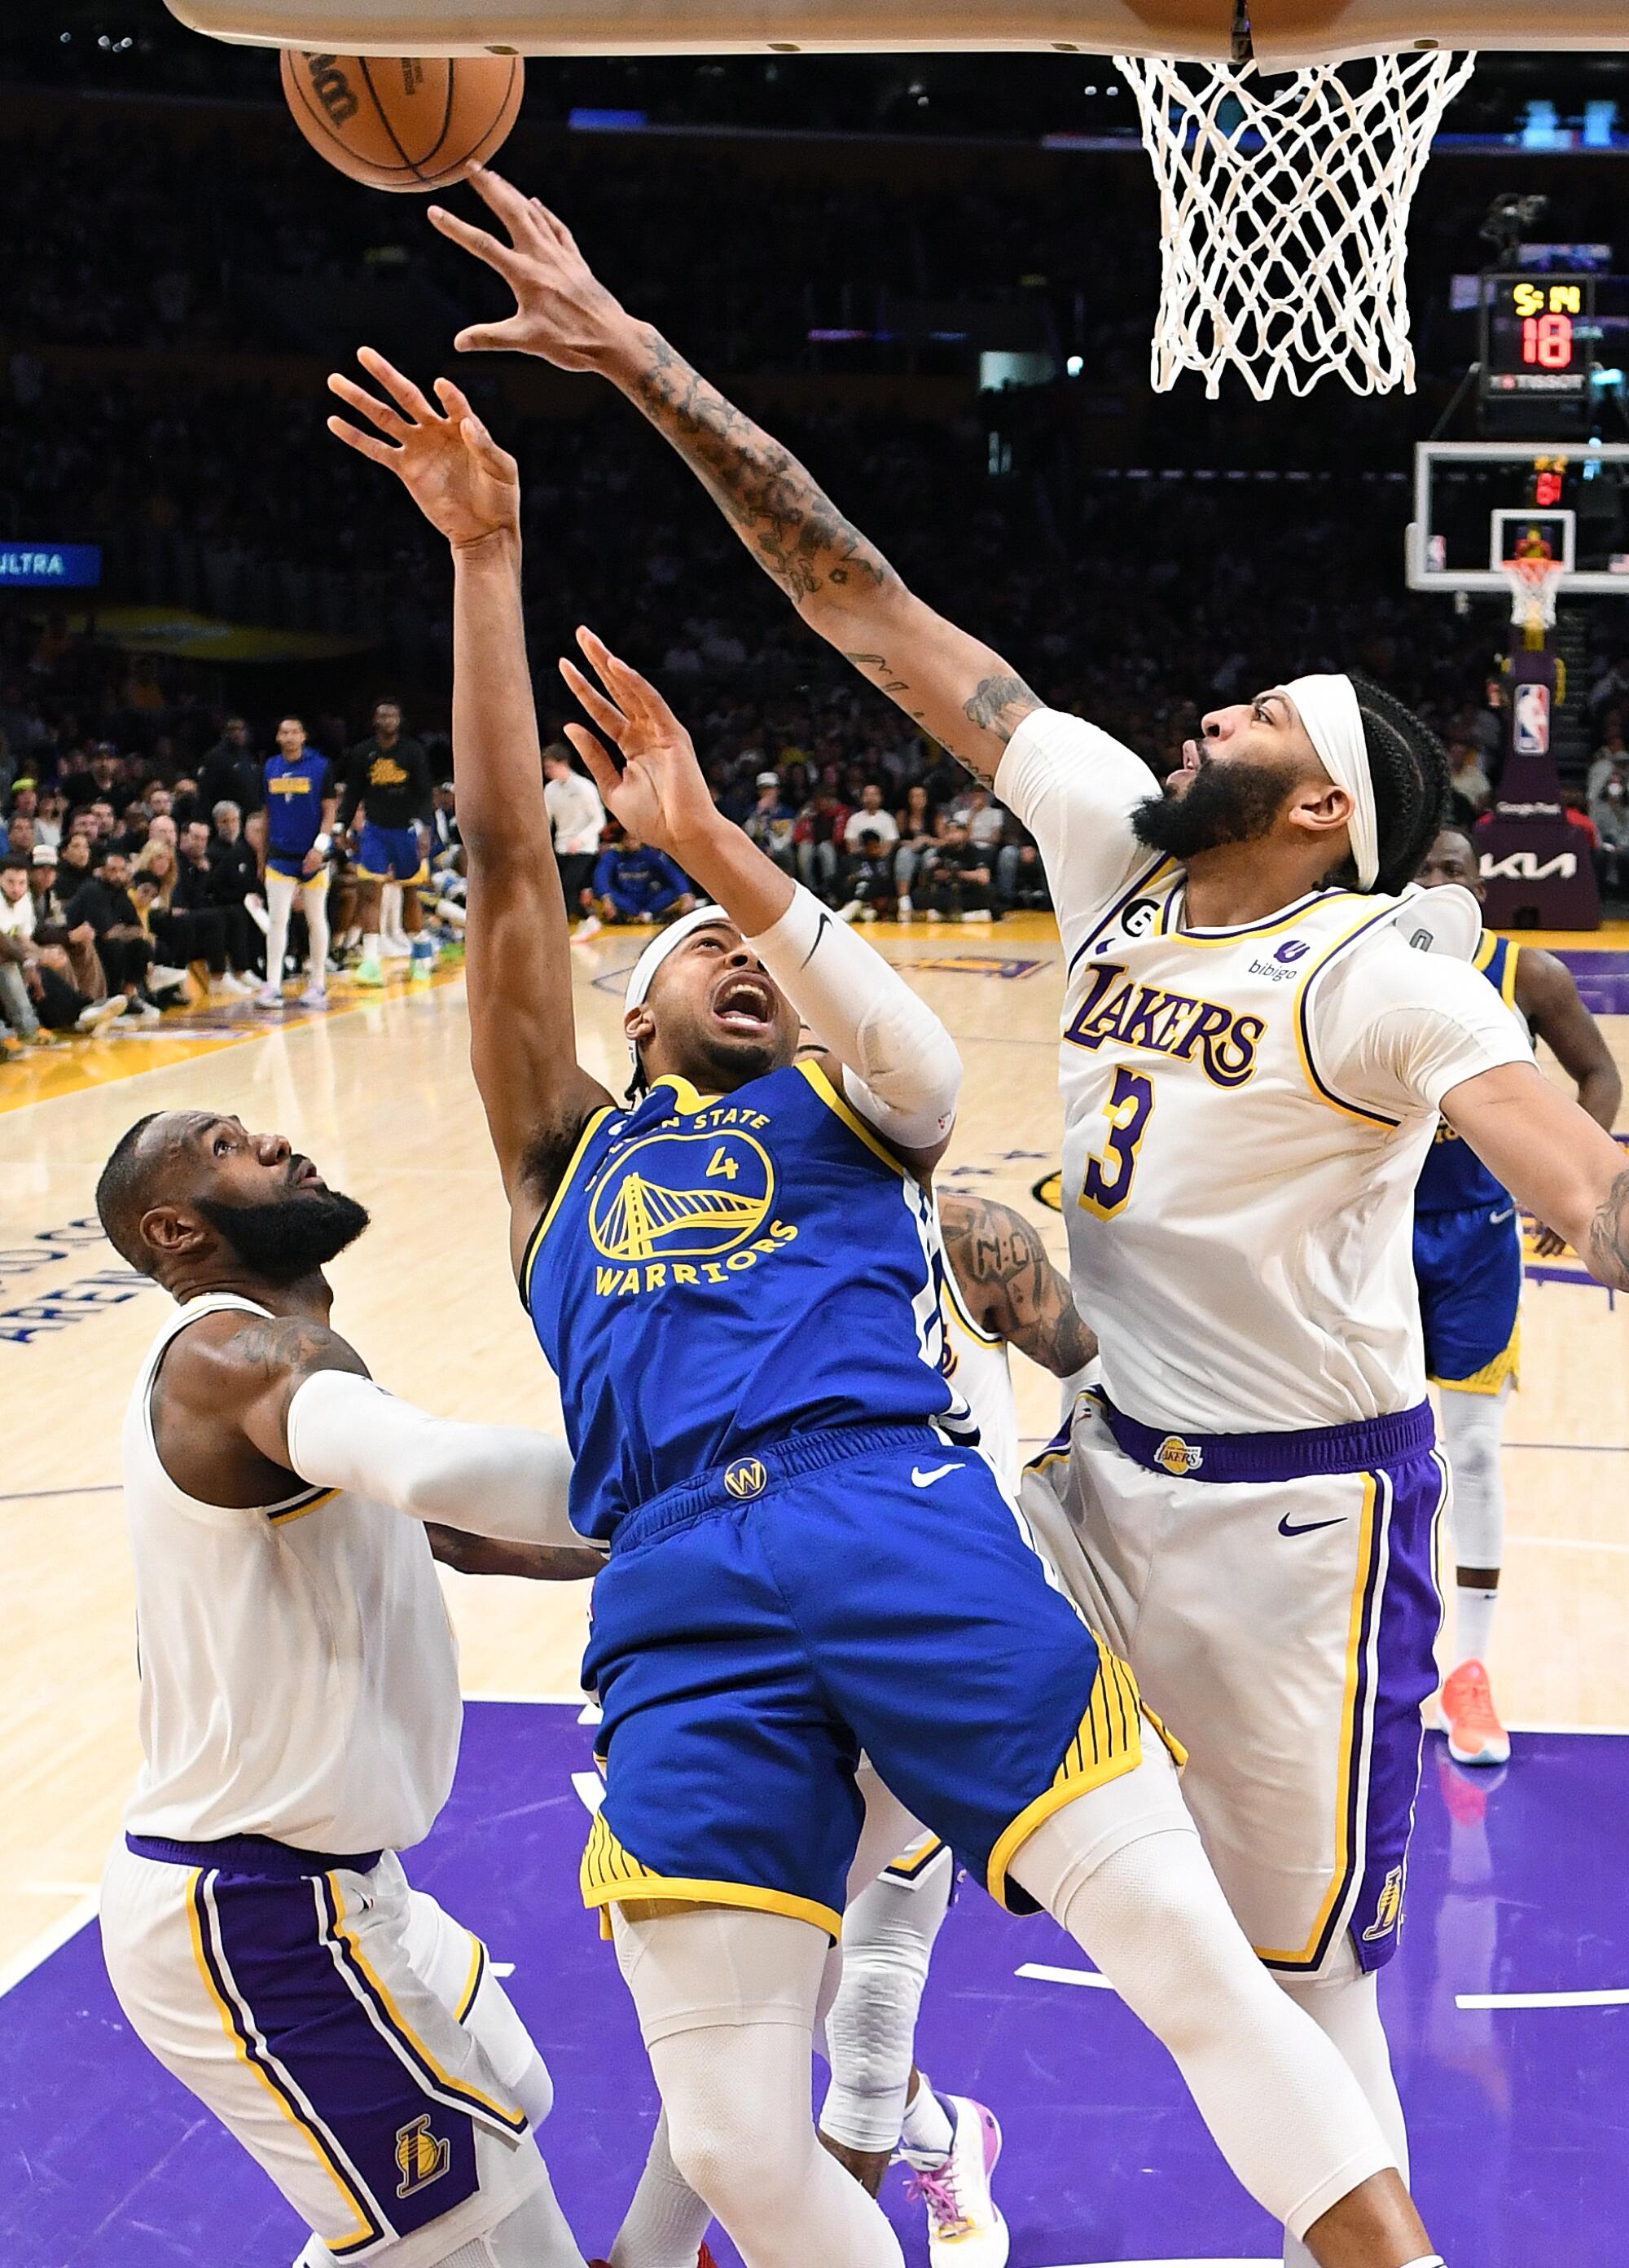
left=1440, top=1659, right=1511, bottom=1767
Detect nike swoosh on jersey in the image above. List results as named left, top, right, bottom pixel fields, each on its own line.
left=1277, top=1512, right=1347, bottom=1537
left=1489, top=1207, right=1515, bottom=1224
left=911, top=1462, right=959, bottom=1488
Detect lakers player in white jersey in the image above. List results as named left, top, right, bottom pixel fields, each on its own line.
left=94, top=1108, right=600, bottom=2268
left=428, top=168, right=1629, bottom=2268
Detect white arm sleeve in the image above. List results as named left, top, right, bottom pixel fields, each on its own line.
left=744, top=883, right=961, bottom=1149
left=992, top=708, right=1159, bottom=963
left=284, top=1369, right=582, bottom=1549
left=1311, top=934, right=1534, bottom=1121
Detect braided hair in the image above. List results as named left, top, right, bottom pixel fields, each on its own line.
left=1345, top=672, right=1452, bottom=897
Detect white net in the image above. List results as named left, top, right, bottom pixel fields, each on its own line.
left=1114, top=49, right=1477, bottom=402
left=1500, top=556, right=1565, bottom=637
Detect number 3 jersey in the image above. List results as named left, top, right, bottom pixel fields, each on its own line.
left=520, top=1061, right=968, bottom=1545
left=995, top=708, right=1532, bottom=1435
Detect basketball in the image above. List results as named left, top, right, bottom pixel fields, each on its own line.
left=279, top=51, right=523, bottom=191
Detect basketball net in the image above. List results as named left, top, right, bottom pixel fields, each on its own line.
left=1500, top=556, right=1565, bottom=648
left=1114, top=47, right=1477, bottom=400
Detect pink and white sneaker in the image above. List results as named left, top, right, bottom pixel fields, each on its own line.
left=905, top=2095, right=1009, bottom=2266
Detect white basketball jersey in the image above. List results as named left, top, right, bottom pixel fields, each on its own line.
left=940, top=1262, right=1018, bottom=1488
left=121, top=1294, right=461, bottom=1853
left=996, top=708, right=1531, bottom=1435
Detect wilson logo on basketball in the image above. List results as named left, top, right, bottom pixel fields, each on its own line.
left=301, top=55, right=358, bottom=128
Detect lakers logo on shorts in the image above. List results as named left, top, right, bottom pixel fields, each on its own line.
left=394, top=2114, right=450, bottom=2199
left=1155, top=1435, right=1205, bottom=1476
left=1363, top=1863, right=1405, bottom=1942
left=590, top=1130, right=775, bottom=1263
left=724, top=1457, right=767, bottom=1501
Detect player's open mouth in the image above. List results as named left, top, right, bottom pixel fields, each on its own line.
left=713, top=974, right=775, bottom=1032
left=290, top=1157, right=324, bottom=1189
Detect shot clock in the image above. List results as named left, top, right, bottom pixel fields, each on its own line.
left=1481, top=271, right=1596, bottom=399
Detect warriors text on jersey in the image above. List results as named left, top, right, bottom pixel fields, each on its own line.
left=521, top=1061, right=968, bottom=1544
left=1414, top=933, right=1522, bottom=1215
left=995, top=710, right=1531, bottom=1431
left=121, top=1294, right=460, bottom=1853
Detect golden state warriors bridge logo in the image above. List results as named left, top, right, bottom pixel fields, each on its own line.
left=587, top=1127, right=797, bottom=1297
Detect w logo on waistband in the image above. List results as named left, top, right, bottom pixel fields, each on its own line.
left=724, top=1458, right=767, bottom=1501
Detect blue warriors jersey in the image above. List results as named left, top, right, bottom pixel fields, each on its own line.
left=521, top=1061, right=968, bottom=1544
left=1415, top=933, right=1521, bottom=1214
left=262, top=749, right=333, bottom=866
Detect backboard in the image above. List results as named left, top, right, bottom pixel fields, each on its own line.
left=1407, top=442, right=1629, bottom=599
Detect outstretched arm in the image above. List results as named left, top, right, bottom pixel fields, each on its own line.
left=1513, top=947, right=1622, bottom=1255
left=937, top=1188, right=1096, bottom=1378
left=429, top=168, right=1039, bottom=785
left=1443, top=1061, right=1629, bottom=1289
left=327, top=351, right=611, bottom=1258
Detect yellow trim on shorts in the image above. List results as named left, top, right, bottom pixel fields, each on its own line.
left=794, top=1057, right=911, bottom=1178
left=1253, top=1473, right=1378, bottom=1968
left=882, top=1834, right=947, bottom=1880
left=326, top=1878, right=527, bottom=2132
left=1430, top=1318, right=1520, bottom=1396
left=454, top=1931, right=487, bottom=2024
left=580, top=1810, right=841, bottom=1941
left=183, top=1869, right=378, bottom=2253
left=355, top=860, right=428, bottom=885
left=986, top=1650, right=1175, bottom=1911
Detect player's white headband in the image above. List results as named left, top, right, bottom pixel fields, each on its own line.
left=1276, top=673, right=1378, bottom=892
left=623, top=904, right=733, bottom=1071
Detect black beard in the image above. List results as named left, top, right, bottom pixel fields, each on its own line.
left=1131, top=756, right=1299, bottom=862
left=198, top=1187, right=370, bottom=1280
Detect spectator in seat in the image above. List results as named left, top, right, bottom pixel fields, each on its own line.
left=1447, top=741, right=1491, bottom=829
left=177, top=818, right=257, bottom=995
left=997, top=823, right=1052, bottom=912
left=197, top=717, right=262, bottom=820
left=7, top=811, right=36, bottom=860
left=33, top=789, right=64, bottom=851
left=920, top=817, right=995, bottom=923
left=893, top=781, right=937, bottom=913
left=743, top=769, right=797, bottom=876
left=842, top=782, right=898, bottom=863
left=591, top=833, right=696, bottom=927
left=66, top=843, right=157, bottom=1019
left=1587, top=718, right=1627, bottom=807
left=1591, top=772, right=1629, bottom=899
left=209, top=799, right=266, bottom=978
left=29, top=843, right=104, bottom=1001
left=836, top=826, right=898, bottom=924
left=792, top=778, right=849, bottom=902
left=1, top=854, right=125, bottom=1040
left=0, top=856, right=59, bottom=1053
left=544, top=741, right=608, bottom=938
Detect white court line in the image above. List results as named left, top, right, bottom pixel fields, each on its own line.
left=1457, top=1987, right=1629, bottom=2010
left=462, top=1690, right=591, bottom=1707
left=1016, top=1961, right=1115, bottom=1991
left=1504, top=1718, right=1629, bottom=1736
left=1505, top=1532, right=1629, bottom=1555
left=1036, top=2259, right=1272, bottom=2266
left=0, top=1891, right=99, bottom=2001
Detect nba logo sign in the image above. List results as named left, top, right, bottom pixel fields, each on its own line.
left=1513, top=682, right=1550, bottom=757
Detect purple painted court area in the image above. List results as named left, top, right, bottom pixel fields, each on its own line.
left=1553, top=948, right=1629, bottom=1019
left=6, top=1704, right=1627, bottom=2268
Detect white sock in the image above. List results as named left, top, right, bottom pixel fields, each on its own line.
left=302, top=881, right=329, bottom=988
left=898, top=2077, right=955, bottom=2163
left=264, top=872, right=296, bottom=985
left=1276, top=1942, right=1410, bottom=2268
left=381, top=882, right=404, bottom=943
left=1454, top=1584, right=1499, bottom=1669
left=362, top=931, right=382, bottom=962
left=609, top=2108, right=714, bottom=2268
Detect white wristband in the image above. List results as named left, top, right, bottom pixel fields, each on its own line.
left=313, top=833, right=332, bottom=859
left=744, top=883, right=960, bottom=1149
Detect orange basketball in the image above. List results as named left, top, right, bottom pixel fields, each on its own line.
left=279, top=51, right=523, bottom=192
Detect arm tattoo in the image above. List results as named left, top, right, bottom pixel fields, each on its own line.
left=963, top=673, right=1041, bottom=748
left=942, top=1192, right=1095, bottom=1376
left=232, top=1312, right=369, bottom=1432
left=630, top=331, right=894, bottom=606
left=1587, top=1166, right=1629, bottom=1290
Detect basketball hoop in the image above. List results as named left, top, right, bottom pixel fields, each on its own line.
left=1114, top=45, right=1476, bottom=400
left=1499, top=556, right=1565, bottom=645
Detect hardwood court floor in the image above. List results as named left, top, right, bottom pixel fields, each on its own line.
left=3, top=916, right=1627, bottom=1977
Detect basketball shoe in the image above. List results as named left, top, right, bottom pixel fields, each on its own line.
left=903, top=2094, right=1009, bottom=2266
left=586, top=2250, right=718, bottom=2268
left=1440, top=1659, right=1510, bottom=1767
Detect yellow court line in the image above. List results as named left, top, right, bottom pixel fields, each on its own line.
left=0, top=963, right=466, bottom=1116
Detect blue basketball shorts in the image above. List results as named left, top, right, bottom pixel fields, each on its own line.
left=355, top=823, right=427, bottom=886
left=580, top=1424, right=1162, bottom=1940
left=99, top=1837, right=543, bottom=2261
left=1414, top=1200, right=1523, bottom=1392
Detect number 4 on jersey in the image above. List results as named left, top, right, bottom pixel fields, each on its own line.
left=1079, top=1069, right=1154, bottom=1219
left=706, top=1146, right=739, bottom=1180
